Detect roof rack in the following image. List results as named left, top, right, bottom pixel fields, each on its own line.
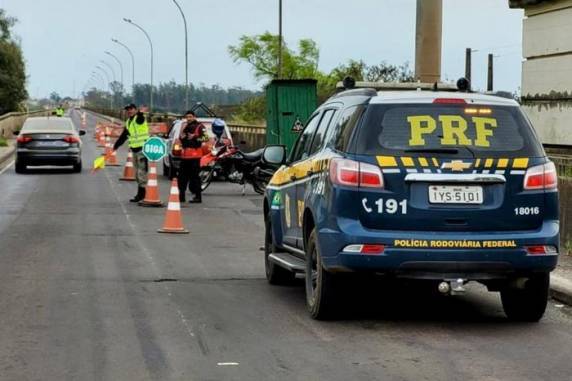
left=336, top=81, right=459, bottom=92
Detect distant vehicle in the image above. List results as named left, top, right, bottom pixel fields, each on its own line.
left=263, top=80, right=559, bottom=322
left=15, top=116, right=86, bottom=173
left=163, top=117, right=233, bottom=178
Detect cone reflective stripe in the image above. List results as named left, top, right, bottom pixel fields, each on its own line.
left=97, top=131, right=106, bottom=147
left=120, top=151, right=136, bottom=181
left=105, top=141, right=120, bottom=167
left=158, top=178, right=189, bottom=234
left=139, top=161, right=163, bottom=207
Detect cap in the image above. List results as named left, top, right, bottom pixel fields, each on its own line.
left=124, top=103, right=137, bottom=110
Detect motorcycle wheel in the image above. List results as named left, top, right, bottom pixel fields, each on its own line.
left=200, top=166, right=215, bottom=192
left=252, top=178, right=269, bottom=195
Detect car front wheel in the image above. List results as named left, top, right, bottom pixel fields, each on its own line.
left=501, top=273, right=549, bottom=322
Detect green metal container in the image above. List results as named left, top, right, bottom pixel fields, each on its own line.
left=266, top=79, right=318, bottom=152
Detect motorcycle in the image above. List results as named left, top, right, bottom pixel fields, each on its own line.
left=199, top=141, right=277, bottom=195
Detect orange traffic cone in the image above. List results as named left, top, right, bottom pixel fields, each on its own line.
left=98, top=130, right=106, bottom=147
left=158, top=178, right=189, bottom=234
left=105, top=139, right=120, bottom=167
left=139, top=161, right=164, bottom=207
left=120, top=151, right=136, bottom=181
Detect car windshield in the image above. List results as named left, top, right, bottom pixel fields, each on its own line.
left=22, top=118, right=74, bottom=133
left=355, top=104, right=544, bottom=158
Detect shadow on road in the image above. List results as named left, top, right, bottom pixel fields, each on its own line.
left=19, top=167, right=78, bottom=175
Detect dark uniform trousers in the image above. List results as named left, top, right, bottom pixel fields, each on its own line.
left=178, top=159, right=201, bottom=200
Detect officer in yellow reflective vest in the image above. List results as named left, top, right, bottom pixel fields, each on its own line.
left=113, top=103, right=150, bottom=202
left=55, top=105, right=65, bottom=117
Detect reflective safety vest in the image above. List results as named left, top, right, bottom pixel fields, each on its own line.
left=126, top=116, right=150, bottom=149
left=56, top=108, right=64, bottom=117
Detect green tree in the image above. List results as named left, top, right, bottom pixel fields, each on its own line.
left=228, top=32, right=320, bottom=81
left=0, top=9, right=27, bottom=114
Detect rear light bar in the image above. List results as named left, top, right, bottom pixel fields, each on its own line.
left=17, top=135, right=32, bottom=143
left=433, top=98, right=467, bottom=104
left=330, top=158, right=384, bottom=188
left=525, top=245, right=558, bottom=255
left=63, top=135, right=80, bottom=144
left=343, top=244, right=385, bottom=255
left=523, top=162, right=557, bottom=191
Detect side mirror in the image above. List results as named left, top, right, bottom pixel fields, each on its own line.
left=13, top=130, right=20, bottom=136
left=79, top=130, right=87, bottom=136
left=262, top=145, right=287, bottom=165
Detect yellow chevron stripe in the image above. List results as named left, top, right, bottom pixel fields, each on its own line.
left=475, top=158, right=481, bottom=168
left=401, top=157, right=415, bottom=167
left=418, top=157, right=429, bottom=167
left=377, top=156, right=398, bottom=167
left=484, top=159, right=494, bottom=168
left=513, top=158, right=529, bottom=169
left=432, top=158, right=439, bottom=167
left=497, top=158, right=509, bottom=169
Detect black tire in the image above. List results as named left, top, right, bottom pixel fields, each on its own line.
left=501, top=273, right=549, bottom=322
left=252, top=178, right=269, bottom=195
left=305, top=228, right=340, bottom=320
left=73, top=161, right=82, bottom=173
left=15, top=161, right=26, bottom=174
left=200, top=165, right=215, bottom=192
left=264, top=217, right=295, bottom=285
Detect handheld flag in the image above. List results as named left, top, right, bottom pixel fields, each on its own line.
left=91, top=156, right=106, bottom=174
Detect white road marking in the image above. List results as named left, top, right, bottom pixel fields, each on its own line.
left=0, top=160, right=15, bottom=175
left=217, top=363, right=239, bottom=366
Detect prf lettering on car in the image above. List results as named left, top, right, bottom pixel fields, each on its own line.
left=408, top=115, right=497, bottom=147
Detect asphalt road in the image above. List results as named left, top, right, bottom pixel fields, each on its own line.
left=1, top=110, right=572, bottom=381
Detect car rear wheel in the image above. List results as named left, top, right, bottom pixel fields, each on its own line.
left=264, top=217, right=295, bottom=285
left=15, top=160, right=26, bottom=174
left=501, top=273, right=549, bottom=322
left=305, top=228, right=340, bottom=320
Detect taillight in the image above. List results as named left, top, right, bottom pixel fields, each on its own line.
left=330, top=158, right=384, bottom=188
left=343, top=244, right=385, bottom=255
left=17, top=135, right=32, bottom=144
left=63, top=135, right=80, bottom=144
left=525, top=245, right=558, bottom=255
left=433, top=98, right=467, bottom=104
left=523, top=162, right=557, bottom=191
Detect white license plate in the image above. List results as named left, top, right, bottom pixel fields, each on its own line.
left=429, top=185, right=483, bottom=204
left=37, top=141, right=64, bottom=147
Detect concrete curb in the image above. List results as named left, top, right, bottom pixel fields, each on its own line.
left=551, top=273, right=572, bottom=306
left=0, top=145, right=15, bottom=168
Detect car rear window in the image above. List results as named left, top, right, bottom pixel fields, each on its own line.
left=355, top=104, right=544, bottom=158
left=22, top=118, right=74, bottom=132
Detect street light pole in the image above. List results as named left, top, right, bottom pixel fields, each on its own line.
left=105, top=51, right=124, bottom=92
left=124, top=18, right=154, bottom=112
left=170, top=0, right=190, bottom=110
left=278, top=0, right=283, bottom=78
left=112, top=38, right=135, bottom=94
left=95, top=66, right=113, bottom=109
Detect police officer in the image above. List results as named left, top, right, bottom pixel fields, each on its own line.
left=55, top=105, right=64, bottom=117
left=113, top=104, right=150, bottom=202
left=178, top=111, right=208, bottom=203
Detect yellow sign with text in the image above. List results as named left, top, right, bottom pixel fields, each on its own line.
left=408, top=115, right=498, bottom=148
left=393, top=239, right=517, bottom=249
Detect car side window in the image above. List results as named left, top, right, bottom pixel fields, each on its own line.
left=290, top=113, right=321, bottom=163
left=325, top=105, right=366, bottom=151
left=309, top=109, right=337, bottom=156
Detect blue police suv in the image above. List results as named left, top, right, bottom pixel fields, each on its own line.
left=261, top=82, right=559, bottom=321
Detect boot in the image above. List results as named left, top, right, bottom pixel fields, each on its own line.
left=130, top=187, right=146, bottom=203
left=189, top=194, right=202, bottom=204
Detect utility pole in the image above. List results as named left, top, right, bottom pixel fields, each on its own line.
left=112, top=38, right=136, bottom=95
left=124, top=18, right=154, bottom=112
left=487, top=53, right=494, bottom=92
left=278, top=0, right=283, bottom=78
left=415, top=0, right=443, bottom=83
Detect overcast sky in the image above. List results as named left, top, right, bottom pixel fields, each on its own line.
left=0, top=0, right=524, bottom=99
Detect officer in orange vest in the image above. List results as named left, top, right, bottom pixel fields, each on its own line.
left=178, top=111, right=208, bottom=203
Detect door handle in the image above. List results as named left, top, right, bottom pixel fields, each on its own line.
left=290, top=175, right=297, bottom=181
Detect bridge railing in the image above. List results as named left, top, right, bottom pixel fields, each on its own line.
left=0, top=110, right=51, bottom=139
